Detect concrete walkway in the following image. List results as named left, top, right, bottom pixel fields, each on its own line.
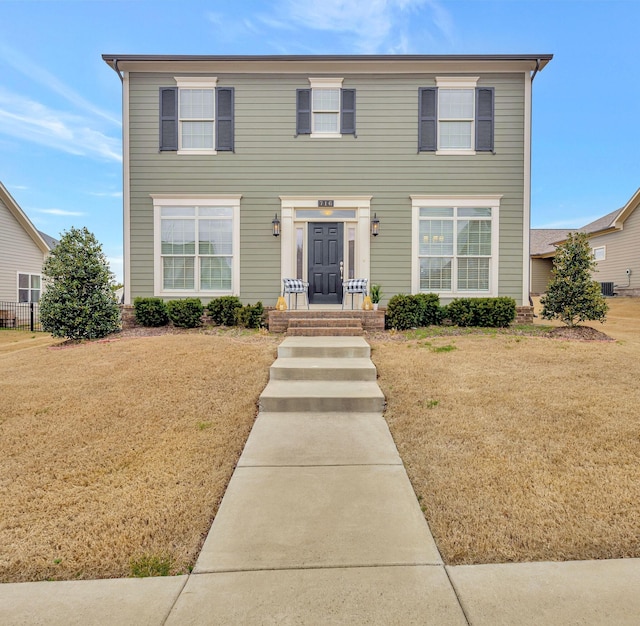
left=2, top=336, right=640, bottom=624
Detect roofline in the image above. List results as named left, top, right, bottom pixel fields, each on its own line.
left=0, top=182, right=50, bottom=254
left=103, top=53, right=552, bottom=73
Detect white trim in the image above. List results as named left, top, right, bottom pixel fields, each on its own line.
left=152, top=195, right=241, bottom=298
left=174, top=77, right=218, bottom=155
left=435, top=150, right=476, bottom=156
left=279, top=195, right=371, bottom=291
left=174, top=77, right=218, bottom=88
left=308, top=77, right=344, bottom=89
left=123, top=71, right=132, bottom=304
left=435, top=76, right=479, bottom=88
left=308, top=77, right=343, bottom=138
left=523, top=70, right=532, bottom=304
left=411, top=195, right=501, bottom=297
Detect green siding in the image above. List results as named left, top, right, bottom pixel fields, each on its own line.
left=127, top=71, right=528, bottom=305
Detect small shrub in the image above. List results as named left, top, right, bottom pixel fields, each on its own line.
left=208, top=296, right=243, bottom=326
left=414, top=293, right=442, bottom=326
left=133, top=297, right=169, bottom=327
left=235, top=301, right=265, bottom=328
left=386, top=294, right=422, bottom=330
left=447, top=297, right=516, bottom=327
left=129, top=553, right=174, bottom=578
left=167, top=298, right=204, bottom=328
left=541, top=231, right=608, bottom=327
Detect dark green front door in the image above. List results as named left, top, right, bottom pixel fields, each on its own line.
left=308, top=222, right=343, bottom=304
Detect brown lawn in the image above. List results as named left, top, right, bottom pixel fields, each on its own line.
left=1, top=298, right=638, bottom=581
left=371, top=297, right=640, bottom=565
left=0, top=330, right=277, bottom=582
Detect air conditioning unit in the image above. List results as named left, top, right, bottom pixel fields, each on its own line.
left=600, top=282, right=615, bottom=297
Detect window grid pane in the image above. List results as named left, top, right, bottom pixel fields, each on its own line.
left=440, top=121, right=472, bottom=149
left=201, top=257, right=232, bottom=291
left=162, top=219, right=196, bottom=255
left=163, top=257, right=195, bottom=290
left=312, top=89, right=339, bottom=111
left=313, top=112, right=339, bottom=133
left=181, top=121, right=214, bottom=149
left=458, top=258, right=489, bottom=291
left=439, top=89, right=474, bottom=119
left=420, top=258, right=452, bottom=291
left=419, top=220, right=454, bottom=256
left=180, top=89, right=214, bottom=119
left=457, top=220, right=491, bottom=256
left=198, top=219, right=233, bottom=255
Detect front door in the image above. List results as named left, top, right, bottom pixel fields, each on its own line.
left=308, top=222, right=343, bottom=304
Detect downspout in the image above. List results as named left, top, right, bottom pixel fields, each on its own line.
left=113, top=59, right=124, bottom=83
left=531, top=58, right=541, bottom=83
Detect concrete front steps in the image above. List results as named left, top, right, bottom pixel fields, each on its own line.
left=259, top=336, right=384, bottom=413
left=286, top=317, right=363, bottom=337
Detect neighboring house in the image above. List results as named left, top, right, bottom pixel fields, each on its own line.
left=103, top=54, right=552, bottom=309
left=0, top=182, right=57, bottom=303
left=531, top=187, right=640, bottom=296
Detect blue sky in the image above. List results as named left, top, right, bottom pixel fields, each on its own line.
left=1, top=0, right=639, bottom=282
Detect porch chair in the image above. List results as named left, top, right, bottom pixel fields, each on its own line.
left=282, top=278, right=310, bottom=310
left=342, top=278, right=368, bottom=309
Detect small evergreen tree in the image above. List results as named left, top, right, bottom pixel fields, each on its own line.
left=540, top=231, right=608, bottom=327
left=39, top=227, right=120, bottom=340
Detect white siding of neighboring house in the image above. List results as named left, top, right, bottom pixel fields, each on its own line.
left=590, top=206, right=640, bottom=291
left=0, top=196, right=46, bottom=302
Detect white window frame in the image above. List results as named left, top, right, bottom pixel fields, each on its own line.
left=17, top=272, right=42, bottom=303
left=411, top=195, right=501, bottom=297
left=309, top=77, right=343, bottom=139
left=152, top=195, right=241, bottom=297
left=435, top=77, right=479, bottom=155
left=593, top=246, right=606, bottom=261
left=175, top=77, right=217, bottom=155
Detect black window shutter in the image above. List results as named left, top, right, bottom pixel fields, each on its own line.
left=418, top=87, right=437, bottom=152
left=296, top=89, right=311, bottom=135
left=476, top=87, right=494, bottom=152
left=341, top=89, right=356, bottom=135
left=159, top=87, right=178, bottom=151
left=216, top=87, right=235, bottom=152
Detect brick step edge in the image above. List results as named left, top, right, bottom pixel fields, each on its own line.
left=288, top=318, right=362, bottom=328
left=287, top=328, right=364, bottom=337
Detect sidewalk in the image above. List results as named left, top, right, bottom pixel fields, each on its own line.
left=1, top=336, right=639, bottom=624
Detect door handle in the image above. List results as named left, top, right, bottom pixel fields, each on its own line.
left=339, top=261, right=344, bottom=280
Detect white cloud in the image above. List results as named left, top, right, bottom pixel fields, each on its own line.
left=279, top=0, right=453, bottom=53
left=34, top=208, right=86, bottom=217
left=0, top=90, right=121, bottom=162
left=87, top=191, right=123, bottom=199
left=0, top=42, right=121, bottom=127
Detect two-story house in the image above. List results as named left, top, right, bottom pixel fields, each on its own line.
left=103, top=54, right=552, bottom=315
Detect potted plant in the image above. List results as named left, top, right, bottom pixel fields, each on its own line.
left=370, top=284, right=382, bottom=310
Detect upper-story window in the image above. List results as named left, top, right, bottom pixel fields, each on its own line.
left=593, top=246, right=606, bottom=261
left=159, top=77, right=234, bottom=153
left=296, top=78, right=356, bottom=138
left=419, top=77, right=494, bottom=154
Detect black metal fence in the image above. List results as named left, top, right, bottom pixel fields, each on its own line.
left=0, top=302, right=42, bottom=331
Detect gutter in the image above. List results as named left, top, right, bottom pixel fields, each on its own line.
left=531, top=58, right=541, bottom=82
left=113, top=58, right=123, bottom=83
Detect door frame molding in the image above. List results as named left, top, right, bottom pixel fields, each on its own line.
left=279, top=195, right=372, bottom=290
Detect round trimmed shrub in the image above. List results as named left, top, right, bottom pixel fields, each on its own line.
left=133, top=297, right=169, bottom=327
left=208, top=296, right=242, bottom=326
left=385, top=294, right=422, bottom=330
left=167, top=298, right=204, bottom=328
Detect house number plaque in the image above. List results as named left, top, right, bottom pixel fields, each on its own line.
left=318, top=200, right=334, bottom=207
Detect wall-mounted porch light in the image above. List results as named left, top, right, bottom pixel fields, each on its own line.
left=371, top=213, right=380, bottom=237
left=272, top=213, right=281, bottom=237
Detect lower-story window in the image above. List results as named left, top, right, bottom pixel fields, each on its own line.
left=411, top=196, right=500, bottom=296
left=152, top=196, right=240, bottom=296
left=18, top=273, right=41, bottom=302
